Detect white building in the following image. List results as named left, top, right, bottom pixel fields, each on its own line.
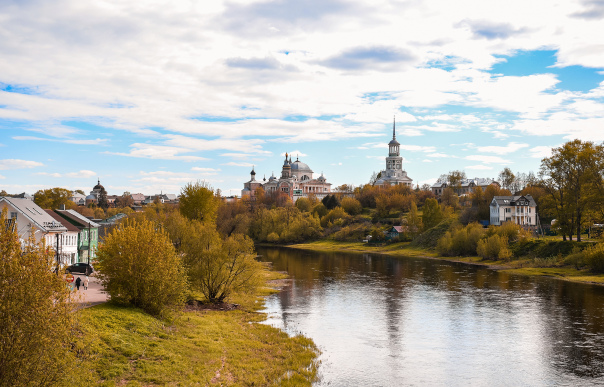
left=242, top=154, right=332, bottom=202
left=374, top=118, right=413, bottom=187
left=0, top=196, right=67, bottom=247
left=490, top=195, right=538, bottom=226
left=45, top=209, right=80, bottom=265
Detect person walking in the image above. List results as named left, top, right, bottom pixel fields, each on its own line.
left=75, top=276, right=82, bottom=291
left=83, top=275, right=89, bottom=290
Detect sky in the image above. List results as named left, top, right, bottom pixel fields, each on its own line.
left=1, top=0, right=604, bottom=197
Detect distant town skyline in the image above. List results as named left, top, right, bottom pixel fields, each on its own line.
left=1, top=0, right=603, bottom=195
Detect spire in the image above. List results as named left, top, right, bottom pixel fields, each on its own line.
left=393, top=115, right=396, bottom=141
left=296, top=154, right=299, bottom=162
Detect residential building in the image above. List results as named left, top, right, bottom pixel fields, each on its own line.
left=55, top=209, right=100, bottom=261
left=432, top=178, right=500, bottom=197
left=490, top=195, right=538, bottom=227
left=242, top=154, right=332, bottom=202
left=0, top=196, right=67, bottom=246
left=374, top=118, right=413, bottom=187
left=44, top=210, right=80, bottom=265
left=70, top=191, right=86, bottom=206
left=130, top=193, right=146, bottom=205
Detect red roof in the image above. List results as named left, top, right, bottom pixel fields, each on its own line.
left=44, top=210, right=81, bottom=232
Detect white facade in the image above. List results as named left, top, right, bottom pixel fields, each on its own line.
left=375, top=119, right=413, bottom=187
left=490, top=195, right=537, bottom=226
left=0, top=197, right=67, bottom=246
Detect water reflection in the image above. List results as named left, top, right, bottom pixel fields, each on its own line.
left=258, top=246, right=604, bottom=386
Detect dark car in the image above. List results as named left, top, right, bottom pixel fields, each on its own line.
left=65, top=262, right=94, bottom=275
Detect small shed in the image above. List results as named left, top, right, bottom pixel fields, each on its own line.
left=386, top=226, right=404, bottom=240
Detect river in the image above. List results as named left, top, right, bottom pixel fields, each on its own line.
left=257, top=246, right=604, bottom=386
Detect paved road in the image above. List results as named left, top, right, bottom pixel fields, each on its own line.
left=68, top=274, right=108, bottom=308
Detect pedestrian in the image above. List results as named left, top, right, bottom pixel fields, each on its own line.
left=75, top=276, right=81, bottom=291
left=84, top=275, right=89, bottom=290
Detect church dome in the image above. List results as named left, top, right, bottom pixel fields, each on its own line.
left=388, top=138, right=400, bottom=146
left=291, top=160, right=313, bottom=172
left=93, top=178, right=104, bottom=191
left=86, top=194, right=96, bottom=200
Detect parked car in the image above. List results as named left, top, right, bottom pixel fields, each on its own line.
left=65, top=262, right=94, bottom=275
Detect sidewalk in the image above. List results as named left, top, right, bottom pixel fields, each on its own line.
left=69, top=274, right=109, bottom=308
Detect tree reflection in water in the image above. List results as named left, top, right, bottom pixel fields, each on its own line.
left=259, top=246, right=604, bottom=386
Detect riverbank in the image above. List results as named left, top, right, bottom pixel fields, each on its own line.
left=285, top=240, right=604, bottom=286
left=72, top=266, right=319, bottom=386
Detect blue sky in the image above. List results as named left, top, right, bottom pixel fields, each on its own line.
left=1, top=0, right=604, bottom=197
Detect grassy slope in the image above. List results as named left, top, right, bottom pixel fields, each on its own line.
left=74, top=270, right=319, bottom=386
left=286, top=240, right=604, bottom=285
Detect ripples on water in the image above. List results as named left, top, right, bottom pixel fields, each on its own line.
left=258, top=247, right=604, bottom=386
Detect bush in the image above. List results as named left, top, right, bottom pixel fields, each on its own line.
left=341, top=197, right=362, bottom=215
left=584, top=243, right=604, bottom=273
left=320, top=207, right=350, bottom=227
left=477, top=235, right=511, bottom=261
left=96, top=218, right=188, bottom=315
left=436, top=223, right=485, bottom=256
left=331, top=223, right=373, bottom=241
left=0, top=209, right=77, bottom=386
left=411, top=218, right=454, bottom=248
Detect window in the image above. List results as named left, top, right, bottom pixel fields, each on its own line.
left=10, top=212, right=17, bottom=219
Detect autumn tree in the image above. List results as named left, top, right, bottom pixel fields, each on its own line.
left=114, top=193, right=134, bottom=208
left=96, top=218, right=188, bottom=315
left=422, top=198, right=443, bottom=229
left=97, top=186, right=109, bottom=210
left=440, top=187, right=459, bottom=209
left=179, top=180, right=221, bottom=223
left=405, top=201, right=423, bottom=238
left=539, top=140, right=604, bottom=241
left=33, top=187, right=73, bottom=209
left=0, top=209, right=77, bottom=386
left=498, top=167, right=516, bottom=192
left=295, top=197, right=312, bottom=212
left=341, top=197, right=362, bottom=215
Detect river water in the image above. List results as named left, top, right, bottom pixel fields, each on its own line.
left=257, top=246, right=604, bottom=386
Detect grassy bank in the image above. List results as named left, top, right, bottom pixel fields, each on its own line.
left=286, top=240, right=604, bottom=285
left=73, top=268, right=319, bottom=386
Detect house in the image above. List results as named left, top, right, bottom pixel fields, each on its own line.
left=431, top=178, right=500, bottom=197
left=55, top=209, right=100, bottom=262
left=0, top=196, right=67, bottom=247
left=130, top=193, right=146, bottom=205
left=70, top=191, right=86, bottom=206
left=386, top=226, right=404, bottom=240
left=490, top=195, right=538, bottom=227
left=44, top=210, right=80, bottom=265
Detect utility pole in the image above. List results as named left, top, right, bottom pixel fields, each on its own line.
left=88, top=222, right=91, bottom=264
left=56, top=233, right=60, bottom=275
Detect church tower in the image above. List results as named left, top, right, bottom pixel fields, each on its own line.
left=386, top=117, right=403, bottom=172
left=281, top=153, right=291, bottom=179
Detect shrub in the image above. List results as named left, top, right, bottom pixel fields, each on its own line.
left=436, top=223, right=485, bottom=256
left=584, top=243, right=604, bottom=273
left=96, top=218, right=188, bottom=315
left=0, top=209, right=77, bottom=386
left=320, top=207, right=350, bottom=227
left=267, top=232, right=280, bottom=243
left=477, top=235, right=511, bottom=261
left=341, top=197, right=363, bottom=215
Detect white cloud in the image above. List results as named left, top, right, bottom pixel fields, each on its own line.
left=281, top=150, right=308, bottom=157
left=465, top=164, right=494, bottom=170
left=222, top=162, right=254, bottom=167
left=427, top=153, right=449, bottom=158
left=476, top=142, right=529, bottom=155
left=465, top=155, right=509, bottom=164
left=529, top=145, right=554, bottom=159
left=0, top=159, right=44, bottom=170
left=65, top=170, right=97, bottom=178
left=107, top=144, right=207, bottom=162
left=36, top=172, right=62, bottom=177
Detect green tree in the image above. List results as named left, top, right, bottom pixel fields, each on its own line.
left=406, top=201, right=423, bottom=238
left=179, top=180, right=221, bottom=223
left=97, top=186, right=109, bottom=210
left=540, top=140, right=604, bottom=241
left=33, top=187, right=73, bottom=209
left=0, top=209, right=77, bottom=386
left=422, top=198, right=443, bottom=229
left=96, top=218, right=188, bottom=315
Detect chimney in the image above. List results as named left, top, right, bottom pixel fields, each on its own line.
left=59, top=204, right=66, bottom=210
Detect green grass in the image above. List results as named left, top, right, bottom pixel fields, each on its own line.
left=73, top=269, right=319, bottom=386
